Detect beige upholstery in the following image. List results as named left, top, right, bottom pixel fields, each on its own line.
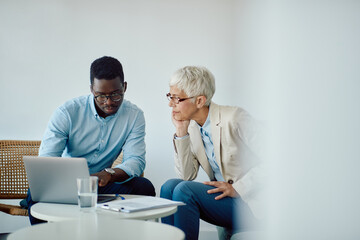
left=0, top=140, right=41, bottom=216
left=111, top=152, right=144, bottom=177
left=111, top=152, right=124, bottom=168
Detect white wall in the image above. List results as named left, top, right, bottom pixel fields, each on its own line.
left=1, top=1, right=360, bottom=239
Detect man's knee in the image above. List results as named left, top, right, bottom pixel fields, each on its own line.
left=132, top=177, right=156, bottom=196
left=160, top=178, right=183, bottom=198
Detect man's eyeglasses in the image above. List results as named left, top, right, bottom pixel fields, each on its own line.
left=94, top=93, right=123, bottom=103
left=166, top=93, right=194, bottom=104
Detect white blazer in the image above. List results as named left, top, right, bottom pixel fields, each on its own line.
left=173, top=102, right=264, bottom=219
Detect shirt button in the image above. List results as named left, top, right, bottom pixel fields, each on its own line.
left=228, top=180, right=234, bottom=184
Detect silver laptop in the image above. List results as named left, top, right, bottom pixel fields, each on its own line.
left=23, top=156, right=90, bottom=204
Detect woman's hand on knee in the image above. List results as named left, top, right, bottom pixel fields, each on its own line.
left=203, top=181, right=239, bottom=200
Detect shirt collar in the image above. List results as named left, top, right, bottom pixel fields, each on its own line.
left=198, top=104, right=211, bottom=133
left=89, top=94, right=99, bottom=117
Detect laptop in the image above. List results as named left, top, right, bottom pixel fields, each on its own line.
left=23, top=156, right=90, bottom=204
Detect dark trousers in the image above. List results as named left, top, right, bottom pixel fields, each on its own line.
left=26, top=177, right=155, bottom=225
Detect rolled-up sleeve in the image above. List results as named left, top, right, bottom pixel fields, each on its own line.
left=114, top=110, right=146, bottom=177
left=39, top=106, right=69, bottom=157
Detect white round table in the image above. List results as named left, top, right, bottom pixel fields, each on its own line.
left=8, top=216, right=185, bottom=240
left=31, top=195, right=178, bottom=222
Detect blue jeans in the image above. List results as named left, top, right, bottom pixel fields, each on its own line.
left=160, top=179, right=256, bottom=240
left=26, top=177, right=155, bottom=225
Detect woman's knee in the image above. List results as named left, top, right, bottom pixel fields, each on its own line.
left=172, top=181, right=199, bottom=201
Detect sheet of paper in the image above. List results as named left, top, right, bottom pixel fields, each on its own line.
left=98, top=196, right=185, bottom=213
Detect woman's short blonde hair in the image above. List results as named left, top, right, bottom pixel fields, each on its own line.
left=169, top=66, right=216, bottom=106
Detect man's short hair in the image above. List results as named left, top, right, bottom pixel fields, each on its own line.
left=90, top=56, right=124, bottom=85
left=169, top=66, right=216, bottom=106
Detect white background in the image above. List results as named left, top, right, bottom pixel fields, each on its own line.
left=1, top=1, right=360, bottom=239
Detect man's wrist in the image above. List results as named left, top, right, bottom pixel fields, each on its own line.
left=104, top=168, right=116, bottom=176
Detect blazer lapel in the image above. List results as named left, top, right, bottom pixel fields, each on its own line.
left=189, top=121, right=215, bottom=180
left=210, top=103, right=223, bottom=173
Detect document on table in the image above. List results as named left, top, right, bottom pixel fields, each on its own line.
left=98, top=196, right=185, bottom=213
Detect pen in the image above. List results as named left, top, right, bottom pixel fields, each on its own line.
left=115, top=194, right=125, bottom=200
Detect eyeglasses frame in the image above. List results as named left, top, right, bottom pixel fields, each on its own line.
left=94, top=93, right=124, bottom=103
left=166, top=93, right=195, bottom=104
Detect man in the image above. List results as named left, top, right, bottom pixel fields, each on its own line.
left=26, top=56, right=155, bottom=224
left=161, top=66, right=263, bottom=240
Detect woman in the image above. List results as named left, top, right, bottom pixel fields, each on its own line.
left=161, top=66, right=264, bottom=240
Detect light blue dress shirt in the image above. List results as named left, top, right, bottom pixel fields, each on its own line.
left=39, top=94, right=146, bottom=176
left=198, top=112, right=225, bottom=182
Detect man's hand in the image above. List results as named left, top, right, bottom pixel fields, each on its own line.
left=171, top=112, right=190, bottom=137
left=203, top=181, right=239, bottom=200
left=92, top=168, right=129, bottom=187
left=91, top=170, right=112, bottom=187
